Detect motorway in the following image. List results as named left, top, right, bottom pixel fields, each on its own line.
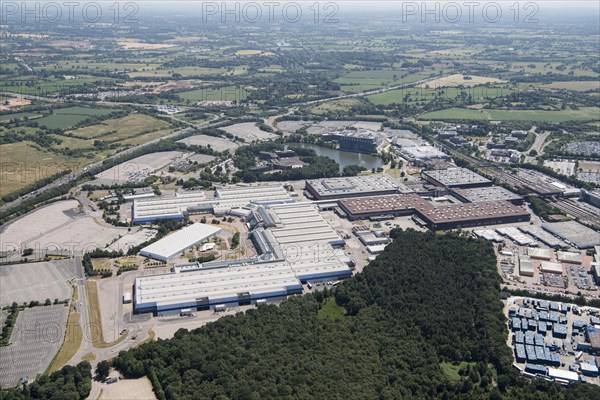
left=0, top=115, right=221, bottom=213
left=299, top=75, right=445, bottom=106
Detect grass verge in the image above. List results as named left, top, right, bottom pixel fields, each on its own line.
left=86, top=280, right=129, bottom=349
left=46, top=286, right=82, bottom=373
left=317, top=297, right=346, bottom=320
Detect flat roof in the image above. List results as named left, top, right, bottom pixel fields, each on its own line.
left=339, top=193, right=431, bottom=215
left=215, top=185, right=290, bottom=201
left=496, top=227, right=537, bottom=246
left=139, top=223, right=221, bottom=260
left=527, top=248, right=554, bottom=260
left=519, top=226, right=566, bottom=248
left=453, top=186, right=522, bottom=203
left=306, top=175, right=410, bottom=197
left=519, top=255, right=535, bottom=274
left=340, top=194, right=529, bottom=225
left=426, top=202, right=528, bottom=225
left=136, top=201, right=353, bottom=311
left=134, top=185, right=294, bottom=220
left=135, top=261, right=299, bottom=307
left=267, top=203, right=350, bottom=267
left=557, top=251, right=582, bottom=264
left=548, top=368, right=579, bottom=381
left=542, top=221, right=600, bottom=249
left=422, top=167, right=491, bottom=187
left=540, top=262, right=563, bottom=274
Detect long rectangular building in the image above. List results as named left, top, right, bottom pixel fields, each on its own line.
left=305, top=175, right=409, bottom=200
left=133, top=191, right=210, bottom=224
left=139, top=223, right=221, bottom=262
left=134, top=260, right=303, bottom=314
left=213, top=185, right=294, bottom=214
left=132, top=185, right=294, bottom=223
left=339, top=194, right=530, bottom=230
left=452, top=186, right=523, bottom=205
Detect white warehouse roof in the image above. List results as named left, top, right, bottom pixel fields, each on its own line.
left=548, top=368, right=579, bottom=382
left=540, top=261, right=563, bottom=274
left=135, top=261, right=299, bottom=308
left=557, top=251, right=582, bottom=264
left=139, top=223, right=221, bottom=261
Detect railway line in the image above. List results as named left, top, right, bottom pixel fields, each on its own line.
left=439, top=143, right=600, bottom=229
left=552, top=198, right=600, bottom=228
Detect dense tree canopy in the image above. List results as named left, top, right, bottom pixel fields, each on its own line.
left=106, top=231, right=600, bottom=399
left=0, top=362, right=91, bottom=400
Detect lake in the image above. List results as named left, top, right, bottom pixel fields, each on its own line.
left=292, top=143, right=384, bottom=172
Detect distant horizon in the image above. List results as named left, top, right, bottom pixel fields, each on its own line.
left=129, top=0, right=600, bottom=19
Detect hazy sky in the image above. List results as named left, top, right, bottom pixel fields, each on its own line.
left=142, top=1, right=600, bottom=14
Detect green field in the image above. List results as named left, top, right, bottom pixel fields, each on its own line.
left=538, top=81, right=600, bottom=91
left=439, top=362, right=478, bottom=382
left=128, top=66, right=226, bottom=78
left=35, top=106, right=118, bottom=129
left=368, top=85, right=512, bottom=105
left=43, top=60, right=159, bottom=73
left=0, top=111, right=43, bottom=122
left=49, top=134, right=94, bottom=150
left=68, top=114, right=171, bottom=140
left=0, top=76, right=117, bottom=95
left=0, top=142, right=75, bottom=196
left=336, top=69, right=436, bottom=93
left=317, top=297, right=346, bottom=320
left=418, top=107, right=600, bottom=122
left=120, top=128, right=175, bottom=146
left=308, top=98, right=363, bottom=115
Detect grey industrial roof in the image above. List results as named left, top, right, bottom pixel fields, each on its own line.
left=134, top=185, right=294, bottom=220
left=453, top=186, right=522, bottom=203
left=135, top=260, right=299, bottom=307
left=422, top=167, right=491, bottom=187
left=306, top=175, right=409, bottom=197
left=542, top=221, right=600, bottom=249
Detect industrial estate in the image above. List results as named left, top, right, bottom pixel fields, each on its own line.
left=0, top=2, right=599, bottom=399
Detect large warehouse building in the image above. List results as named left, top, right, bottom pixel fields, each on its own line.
left=422, top=167, right=492, bottom=189
left=132, top=191, right=210, bottom=224
left=132, top=184, right=294, bottom=223
left=134, top=202, right=354, bottom=315
left=212, top=185, right=294, bottom=215
left=339, top=194, right=530, bottom=230
left=452, top=186, right=523, bottom=205
left=542, top=221, right=600, bottom=249
left=305, top=175, right=410, bottom=200
left=139, top=223, right=221, bottom=262
left=134, top=259, right=303, bottom=314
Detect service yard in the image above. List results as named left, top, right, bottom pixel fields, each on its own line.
left=97, top=377, right=157, bottom=400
